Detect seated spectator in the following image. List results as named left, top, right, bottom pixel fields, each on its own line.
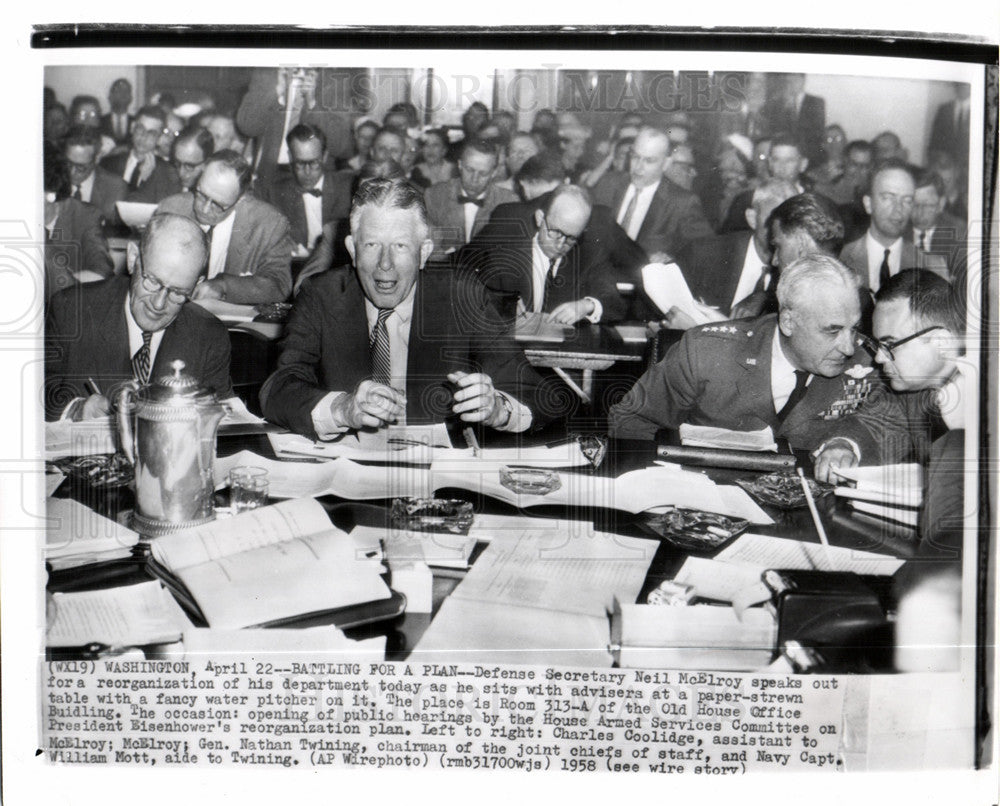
left=495, top=132, right=539, bottom=194
left=154, top=111, right=184, bottom=161
left=100, top=78, right=134, bottom=147
left=720, top=132, right=810, bottom=233
left=100, top=104, right=182, bottom=204
left=411, top=128, right=455, bottom=189
left=910, top=169, right=966, bottom=277
left=44, top=103, right=70, bottom=148
left=172, top=126, right=214, bottom=192
left=514, top=152, right=567, bottom=201
left=68, top=94, right=116, bottom=158
left=62, top=125, right=128, bottom=225
left=663, top=143, right=698, bottom=192
left=347, top=118, right=379, bottom=172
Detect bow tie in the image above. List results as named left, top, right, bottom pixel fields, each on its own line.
left=302, top=188, right=323, bottom=197
left=457, top=195, right=484, bottom=206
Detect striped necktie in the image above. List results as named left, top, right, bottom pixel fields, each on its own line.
left=132, top=331, right=154, bottom=384
left=369, top=308, right=393, bottom=387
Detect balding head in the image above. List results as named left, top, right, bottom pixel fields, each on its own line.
left=630, top=127, right=670, bottom=189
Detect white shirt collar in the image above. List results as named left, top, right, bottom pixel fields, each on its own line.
left=363, top=281, right=417, bottom=328
left=123, top=291, right=166, bottom=367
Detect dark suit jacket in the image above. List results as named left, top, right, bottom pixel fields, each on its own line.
left=99, top=152, right=181, bottom=205
left=87, top=166, right=129, bottom=225
left=99, top=112, right=134, bottom=146
left=155, top=192, right=294, bottom=303
left=258, top=169, right=353, bottom=250
left=45, top=199, right=114, bottom=301
left=236, top=68, right=353, bottom=190
left=609, top=314, right=891, bottom=453
left=455, top=197, right=642, bottom=323
left=928, top=100, right=970, bottom=166
left=424, top=178, right=519, bottom=257
left=909, top=213, right=967, bottom=277
left=840, top=235, right=949, bottom=291
left=764, top=93, right=826, bottom=165
left=260, top=267, right=545, bottom=439
left=45, top=276, right=232, bottom=420
left=676, top=230, right=767, bottom=316
left=592, top=173, right=713, bottom=258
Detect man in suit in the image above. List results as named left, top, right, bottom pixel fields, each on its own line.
left=840, top=159, right=949, bottom=294
left=260, top=178, right=542, bottom=440
left=609, top=254, right=891, bottom=453
left=100, top=105, right=182, bottom=205
left=236, top=67, right=353, bottom=191
left=62, top=126, right=128, bottom=225
left=675, top=179, right=797, bottom=318
left=155, top=150, right=294, bottom=304
left=456, top=184, right=636, bottom=325
left=99, top=78, right=133, bottom=147
left=593, top=127, right=713, bottom=262
left=763, top=73, right=826, bottom=166
left=720, top=133, right=811, bottom=233
left=45, top=213, right=232, bottom=421
left=909, top=169, right=966, bottom=277
left=928, top=82, right=971, bottom=168
left=813, top=269, right=965, bottom=484
left=424, top=138, right=518, bottom=258
left=171, top=126, right=214, bottom=192
left=258, top=123, right=353, bottom=256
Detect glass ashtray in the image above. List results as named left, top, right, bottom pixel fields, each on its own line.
left=390, top=497, right=474, bottom=534
left=499, top=467, right=562, bottom=495
left=254, top=302, right=293, bottom=323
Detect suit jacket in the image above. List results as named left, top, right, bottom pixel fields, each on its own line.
left=455, top=197, right=643, bottom=323
left=909, top=213, right=967, bottom=277
left=99, top=152, right=181, bottom=205
left=45, top=198, right=114, bottom=301
left=592, top=173, right=713, bottom=258
left=99, top=112, right=134, bottom=146
left=155, top=192, right=294, bottom=303
left=258, top=169, right=353, bottom=250
left=764, top=94, right=826, bottom=165
left=840, top=235, right=950, bottom=291
left=260, top=266, right=545, bottom=440
left=44, top=276, right=232, bottom=420
left=609, top=314, right=891, bottom=453
left=676, top=230, right=765, bottom=316
left=236, top=67, right=353, bottom=190
left=87, top=166, right=129, bottom=225
left=928, top=100, right=970, bottom=166
left=918, top=428, right=965, bottom=560
left=424, top=178, right=518, bottom=257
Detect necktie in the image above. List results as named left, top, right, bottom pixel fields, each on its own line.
left=917, top=230, right=927, bottom=252
left=753, top=265, right=771, bottom=294
left=777, top=369, right=809, bottom=422
left=126, top=160, right=142, bottom=191
left=369, top=308, right=393, bottom=387
left=878, top=248, right=891, bottom=290
left=132, top=331, right=154, bottom=384
left=457, top=195, right=484, bottom=206
left=541, top=257, right=558, bottom=311
left=619, top=189, right=639, bottom=232
left=302, top=188, right=322, bottom=197
left=72, top=185, right=82, bottom=201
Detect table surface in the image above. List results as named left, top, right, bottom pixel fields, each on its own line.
left=47, top=430, right=916, bottom=668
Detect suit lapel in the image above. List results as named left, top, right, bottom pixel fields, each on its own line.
left=224, top=202, right=247, bottom=276
left=637, top=182, right=666, bottom=245
left=96, top=280, right=133, bottom=375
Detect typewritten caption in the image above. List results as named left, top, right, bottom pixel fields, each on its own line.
left=43, top=659, right=846, bottom=773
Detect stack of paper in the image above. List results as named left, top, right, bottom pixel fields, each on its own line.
left=46, top=498, right=140, bottom=570
left=513, top=312, right=574, bottom=342
left=641, top=262, right=727, bottom=324
left=45, top=418, right=117, bottom=458
left=833, top=464, right=923, bottom=526
left=679, top=423, right=778, bottom=452
left=353, top=524, right=476, bottom=570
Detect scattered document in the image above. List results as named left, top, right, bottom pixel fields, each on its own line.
left=674, top=556, right=765, bottom=603
left=192, top=298, right=259, bottom=323
left=641, top=262, right=727, bottom=324
left=848, top=500, right=920, bottom=527
left=354, top=524, right=476, bottom=569
left=679, top=423, right=778, bottom=452
left=46, top=418, right=117, bottom=458
left=46, top=497, right=140, bottom=564
left=513, top=312, right=574, bottom=343
left=715, top=532, right=906, bottom=575
left=47, top=580, right=189, bottom=648
left=115, top=201, right=157, bottom=229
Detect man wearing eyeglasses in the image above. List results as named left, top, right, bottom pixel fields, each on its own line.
left=44, top=213, right=232, bottom=421
left=171, top=127, right=214, bottom=192
left=812, top=269, right=964, bottom=486
left=62, top=125, right=128, bottom=226
left=257, top=124, right=353, bottom=257
left=155, top=150, right=294, bottom=304
left=100, top=105, right=181, bottom=205
left=839, top=158, right=948, bottom=294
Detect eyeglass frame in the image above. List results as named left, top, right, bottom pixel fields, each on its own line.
left=193, top=187, right=239, bottom=218
left=135, top=248, right=197, bottom=304
left=856, top=325, right=945, bottom=362
left=540, top=214, right=581, bottom=247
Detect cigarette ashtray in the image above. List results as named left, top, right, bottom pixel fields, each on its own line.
left=390, top=497, right=474, bottom=534
left=499, top=467, right=561, bottom=495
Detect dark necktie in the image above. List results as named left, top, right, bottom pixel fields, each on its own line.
left=917, top=230, right=927, bottom=252
left=457, top=195, right=483, bottom=206
left=204, top=225, right=215, bottom=260
left=72, top=185, right=82, bottom=201
left=776, top=369, right=809, bottom=422
left=302, top=188, right=322, bottom=197
left=541, top=257, right=558, bottom=311
left=619, top=190, right=639, bottom=232
left=878, top=248, right=891, bottom=290
left=126, top=160, right=142, bottom=191
left=753, top=265, right=771, bottom=294
left=132, top=331, right=154, bottom=384
left=369, top=308, right=393, bottom=387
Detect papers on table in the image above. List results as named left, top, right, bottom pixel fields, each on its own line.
left=46, top=497, right=140, bottom=569
left=181, top=625, right=385, bottom=657
left=614, top=324, right=650, bottom=344
left=679, top=423, right=778, bottom=452
left=513, top=312, right=574, bottom=343
left=833, top=463, right=923, bottom=526
left=353, top=524, right=476, bottom=570
left=46, top=417, right=117, bottom=458
left=192, top=297, right=259, bottom=323
left=47, top=580, right=189, bottom=648
left=641, top=262, right=727, bottom=324
left=115, top=201, right=157, bottom=229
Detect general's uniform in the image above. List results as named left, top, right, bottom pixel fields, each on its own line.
left=609, top=314, right=891, bottom=453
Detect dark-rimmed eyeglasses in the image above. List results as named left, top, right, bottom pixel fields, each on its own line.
left=137, top=251, right=194, bottom=304
left=193, top=188, right=238, bottom=217
left=541, top=216, right=580, bottom=247
left=856, top=325, right=944, bottom=361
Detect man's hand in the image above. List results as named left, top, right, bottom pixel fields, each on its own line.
left=448, top=371, right=508, bottom=427
left=548, top=298, right=595, bottom=325
left=75, top=394, right=111, bottom=421
left=191, top=280, right=225, bottom=302
left=662, top=306, right=698, bottom=331
left=813, top=439, right=859, bottom=483
left=648, top=251, right=674, bottom=265
left=332, top=380, right=406, bottom=430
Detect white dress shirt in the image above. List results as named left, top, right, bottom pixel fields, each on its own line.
left=75, top=171, right=96, bottom=203
left=122, top=151, right=140, bottom=183
left=771, top=328, right=811, bottom=414
left=461, top=190, right=486, bottom=243
left=528, top=235, right=602, bottom=322
left=203, top=211, right=237, bottom=280
left=729, top=238, right=771, bottom=312
left=865, top=231, right=904, bottom=292
left=302, top=174, right=324, bottom=250
left=616, top=181, right=659, bottom=242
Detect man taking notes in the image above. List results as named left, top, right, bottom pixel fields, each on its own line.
left=260, top=178, right=543, bottom=440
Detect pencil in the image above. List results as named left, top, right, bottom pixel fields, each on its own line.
left=798, top=467, right=833, bottom=570
left=85, top=378, right=102, bottom=396
left=462, top=426, right=480, bottom=458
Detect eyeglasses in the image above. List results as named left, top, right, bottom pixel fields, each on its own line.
left=174, top=160, right=205, bottom=172
left=290, top=158, right=323, bottom=171
left=857, top=325, right=944, bottom=361
left=541, top=216, right=580, bottom=247
left=137, top=257, right=193, bottom=304
left=193, top=188, right=238, bottom=217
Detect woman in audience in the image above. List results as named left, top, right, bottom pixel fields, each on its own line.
left=411, top=128, right=455, bottom=188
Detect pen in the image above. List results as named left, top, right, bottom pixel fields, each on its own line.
left=85, top=378, right=101, bottom=396
left=797, top=467, right=833, bottom=570
left=462, top=426, right=480, bottom=458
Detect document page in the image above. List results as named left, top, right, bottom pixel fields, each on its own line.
left=715, top=532, right=906, bottom=574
